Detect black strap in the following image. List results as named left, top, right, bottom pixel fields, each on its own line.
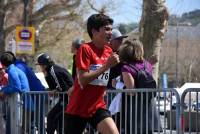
left=128, top=61, right=146, bottom=72
left=50, top=66, right=62, bottom=91
left=128, top=63, right=139, bottom=73
left=143, top=61, right=146, bottom=71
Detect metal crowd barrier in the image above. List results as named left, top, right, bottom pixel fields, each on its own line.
left=0, top=98, right=6, bottom=134
left=180, top=88, right=200, bottom=134
left=0, top=92, right=66, bottom=134
left=22, top=91, right=66, bottom=134
left=0, top=88, right=188, bottom=134
left=106, top=88, right=181, bottom=134
left=0, top=93, right=22, bottom=134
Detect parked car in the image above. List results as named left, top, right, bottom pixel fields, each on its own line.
left=171, top=102, right=188, bottom=110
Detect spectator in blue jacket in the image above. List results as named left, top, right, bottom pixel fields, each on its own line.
left=4, top=51, right=46, bottom=134
left=0, top=52, right=33, bottom=134
left=0, top=53, right=30, bottom=94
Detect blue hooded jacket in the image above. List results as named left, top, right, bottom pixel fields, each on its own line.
left=15, top=59, right=45, bottom=91
left=2, top=64, right=29, bottom=94
left=2, top=64, right=34, bottom=111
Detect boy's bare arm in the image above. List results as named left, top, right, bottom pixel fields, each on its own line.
left=78, top=53, right=119, bottom=87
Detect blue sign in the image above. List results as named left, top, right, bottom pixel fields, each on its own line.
left=19, top=29, right=32, bottom=40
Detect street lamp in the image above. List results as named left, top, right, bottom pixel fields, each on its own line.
left=23, top=0, right=29, bottom=26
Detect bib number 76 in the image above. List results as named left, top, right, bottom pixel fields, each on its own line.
left=99, top=72, right=109, bottom=80
left=90, top=69, right=110, bottom=86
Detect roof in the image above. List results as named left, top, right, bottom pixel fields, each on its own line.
left=176, top=83, right=200, bottom=98
left=180, top=83, right=200, bottom=90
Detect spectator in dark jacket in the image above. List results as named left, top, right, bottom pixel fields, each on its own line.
left=36, top=53, right=73, bottom=134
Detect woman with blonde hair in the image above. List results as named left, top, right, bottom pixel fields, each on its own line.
left=118, top=39, right=160, bottom=134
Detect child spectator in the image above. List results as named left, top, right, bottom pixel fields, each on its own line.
left=0, top=52, right=33, bottom=134
left=3, top=51, right=46, bottom=134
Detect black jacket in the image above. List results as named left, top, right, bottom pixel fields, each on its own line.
left=107, top=63, right=123, bottom=89
left=45, top=64, right=73, bottom=102
left=45, top=64, right=73, bottom=92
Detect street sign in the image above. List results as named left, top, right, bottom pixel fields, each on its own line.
left=15, top=26, right=35, bottom=55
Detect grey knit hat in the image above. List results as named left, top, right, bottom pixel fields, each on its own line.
left=110, top=29, right=128, bottom=41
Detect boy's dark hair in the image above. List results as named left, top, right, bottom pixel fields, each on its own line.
left=0, top=52, right=15, bottom=67
left=87, top=14, right=113, bottom=39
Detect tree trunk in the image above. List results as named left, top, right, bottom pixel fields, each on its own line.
left=0, top=2, right=6, bottom=53
left=139, top=0, right=169, bottom=83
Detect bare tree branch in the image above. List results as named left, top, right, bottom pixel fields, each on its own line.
left=3, top=0, right=81, bottom=36
left=86, top=0, right=106, bottom=14
left=5, top=24, right=20, bottom=36
left=4, top=0, right=22, bottom=11
left=35, top=12, right=79, bottom=30
left=31, top=0, right=81, bottom=25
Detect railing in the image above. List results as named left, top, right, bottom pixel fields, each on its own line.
left=1, top=88, right=199, bottom=134
left=106, top=88, right=180, bottom=134
left=180, top=88, right=200, bottom=134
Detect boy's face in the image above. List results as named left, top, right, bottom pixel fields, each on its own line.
left=94, top=24, right=112, bottom=44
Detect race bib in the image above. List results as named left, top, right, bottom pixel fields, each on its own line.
left=89, top=64, right=110, bottom=86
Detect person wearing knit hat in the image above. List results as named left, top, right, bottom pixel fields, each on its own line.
left=107, top=29, right=128, bottom=89
left=109, top=29, right=128, bottom=52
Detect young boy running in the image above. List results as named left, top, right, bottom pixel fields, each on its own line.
left=65, top=14, right=119, bottom=134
